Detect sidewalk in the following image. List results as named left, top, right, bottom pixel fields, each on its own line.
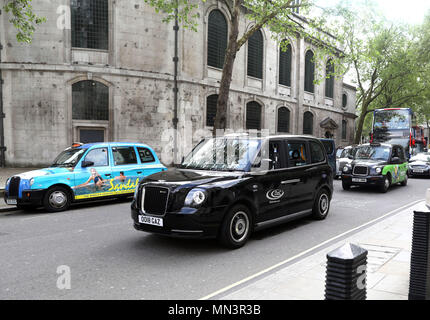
left=220, top=201, right=426, bottom=300
left=0, top=167, right=40, bottom=211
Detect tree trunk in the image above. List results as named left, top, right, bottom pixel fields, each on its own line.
left=354, top=101, right=370, bottom=144
left=213, top=1, right=241, bottom=136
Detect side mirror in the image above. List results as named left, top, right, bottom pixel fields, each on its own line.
left=260, top=158, right=273, bottom=170
left=81, top=161, right=94, bottom=168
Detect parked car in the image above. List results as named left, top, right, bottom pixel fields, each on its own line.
left=408, top=152, right=430, bottom=177
left=4, top=142, right=166, bottom=212
left=320, top=139, right=336, bottom=174
left=341, top=143, right=408, bottom=193
left=336, top=145, right=357, bottom=179
left=131, top=135, right=333, bottom=249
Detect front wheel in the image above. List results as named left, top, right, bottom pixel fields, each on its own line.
left=312, top=189, right=331, bottom=220
left=43, top=186, right=71, bottom=212
left=342, top=180, right=351, bottom=191
left=379, top=175, right=391, bottom=193
left=218, top=205, right=252, bottom=249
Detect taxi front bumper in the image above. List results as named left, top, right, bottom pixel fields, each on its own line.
left=4, top=189, right=45, bottom=206
left=342, top=174, right=385, bottom=186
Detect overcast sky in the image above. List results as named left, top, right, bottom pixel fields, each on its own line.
left=314, top=0, right=430, bottom=25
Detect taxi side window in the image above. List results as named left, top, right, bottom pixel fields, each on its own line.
left=288, top=142, right=308, bottom=167
left=269, top=141, right=286, bottom=170
left=84, top=148, right=109, bottom=166
left=113, top=147, right=138, bottom=166
left=137, top=147, right=155, bottom=163
left=310, top=141, right=326, bottom=164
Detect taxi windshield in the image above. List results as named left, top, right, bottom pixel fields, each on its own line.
left=51, top=148, right=88, bottom=167
left=355, top=145, right=391, bottom=161
left=181, top=137, right=261, bottom=172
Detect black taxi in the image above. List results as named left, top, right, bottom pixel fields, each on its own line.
left=341, top=143, right=408, bottom=193
left=131, top=135, right=333, bottom=248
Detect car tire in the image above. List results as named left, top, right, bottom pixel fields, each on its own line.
left=342, top=181, right=351, bottom=191
left=312, top=189, right=331, bottom=220
left=400, top=175, right=408, bottom=186
left=43, top=186, right=71, bottom=212
left=218, top=204, right=252, bottom=249
left=379, top=175, right=391, bottom=193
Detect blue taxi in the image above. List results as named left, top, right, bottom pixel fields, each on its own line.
left=4, top=142, right=166, bottom=212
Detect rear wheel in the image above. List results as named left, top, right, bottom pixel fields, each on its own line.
left=379, top=175, right=391, bottom=193
left=400, top=175, right=408, bottom=186
left=218, top=204, right=252, bottom=249
left=43, top=186, right=71, bottom=212
left=312, top=189, right=331, bottom=220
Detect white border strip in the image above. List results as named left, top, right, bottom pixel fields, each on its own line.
left=200, top=199, right=424, bottom=300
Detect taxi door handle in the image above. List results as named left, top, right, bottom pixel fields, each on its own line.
left=137, top=171, right=143, bottom=174
left=105, top=174, right=112, bottom=177
left=281, top=179, right=301, bottom=185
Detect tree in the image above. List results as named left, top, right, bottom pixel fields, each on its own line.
left=145, top=0, right=342, bottom=134
left=332, top=4, right=419, bottom=144
left=2, top=0, right=45, bottom=43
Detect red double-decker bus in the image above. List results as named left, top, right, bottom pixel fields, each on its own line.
left=371, top=108, right=415, bottom=158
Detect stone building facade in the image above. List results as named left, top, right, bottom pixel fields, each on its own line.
left=0, top=0, right=356, bottom=167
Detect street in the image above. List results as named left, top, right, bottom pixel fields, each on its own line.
left=0, top=177, right=428, bottom=300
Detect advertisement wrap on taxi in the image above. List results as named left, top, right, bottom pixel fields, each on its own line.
left=4, top=143, right=167, bottom=212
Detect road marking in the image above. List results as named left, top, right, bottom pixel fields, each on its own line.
left=199, top=199, right=424, bottom=300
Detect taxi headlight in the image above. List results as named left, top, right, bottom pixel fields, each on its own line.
left=6, top=178, right=11, bottom=187
left=29, top=178, right=35, bottom=186
left=185, top=189, right=207, bottom=207
left=343, top=166, right=350, bottom=173
left=375, top=167, right=382, bottom=174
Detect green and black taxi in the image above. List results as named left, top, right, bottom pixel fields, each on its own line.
left=341, top=143, right=408, bottom=193
left=131, top=135, right=333, bottom=248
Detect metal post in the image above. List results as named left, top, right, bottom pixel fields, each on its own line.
left=0, top=8, right=6, bottom=168
left=172, top=1, right=179, bottom=165
left=408, top=203, right=430, bottom=300
left=325, top=243, right=368, bottom=300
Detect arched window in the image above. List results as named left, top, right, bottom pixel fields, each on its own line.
left=304, top=50, right=315, bottom=93
left=279, top=43, right=292, bottom=87
left=342, top=120, right=347, bottom=140
left=72, top=80, right=109, bottom=121
left=277, top=107, right=290, bottom=133
left=247, top=30, right=264, bottom=79
left=246, top=101, right=262, bottom=130
left=325, top=59, right=334, bottom=98
left=342, top=93, right=348, bottom=108
left=303, top=111, right=314, bottom=135
left=207, top=10, right=228, bottom=69
left=71, top=0, right=109, bottom=50
left=206, top=94, right=218, bottom=127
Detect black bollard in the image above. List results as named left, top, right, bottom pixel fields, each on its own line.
left=408, top=207, right=430, bottom=300
left=325, top=243, right=368, bottom=300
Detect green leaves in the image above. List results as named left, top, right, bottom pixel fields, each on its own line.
left=3, top=0, right=46, bottom=43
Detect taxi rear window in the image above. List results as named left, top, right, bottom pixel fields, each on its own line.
left=137, top=147, right=155, bottom=163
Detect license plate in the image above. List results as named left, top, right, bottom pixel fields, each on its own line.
left=6, top=199, right=17, bottom=205
left=352, top=178, right=367, bottom=183
left=138, top=215, right=163, bottom=227
left=413, top=169, right=424, bottom=173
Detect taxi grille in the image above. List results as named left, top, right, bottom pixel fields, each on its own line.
left=9, top=176, right=20, bottom=197
left=141, top=186, right=169, bottom=216
left=411, top=165, right=427, bottom=170
left=353, top=166, right=368, bottom=176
